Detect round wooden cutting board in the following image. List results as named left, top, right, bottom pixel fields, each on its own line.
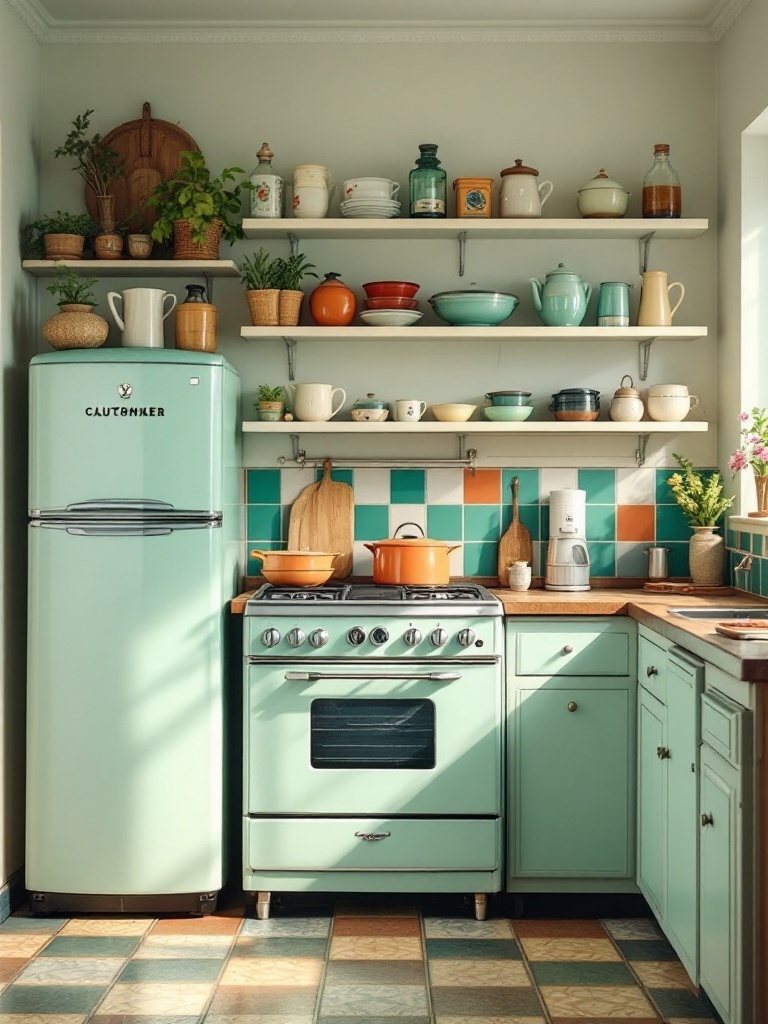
left=85, top=101, right=200, bottom=233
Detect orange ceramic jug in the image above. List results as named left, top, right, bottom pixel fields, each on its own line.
left=309, top=272, right=356, bottom=326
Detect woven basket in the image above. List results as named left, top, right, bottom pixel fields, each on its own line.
left=43, top=233, right=85, bottom=260
left=278, top=289, right=304, bottom=327
left=42, top=305, right=109, bottom=350
left=247, top=289, right=280, bottom=327
left=172, top=218, right=223, bottom=260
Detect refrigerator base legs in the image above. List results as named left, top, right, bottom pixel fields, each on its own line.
left=255, top=890, right=272, bottom=920
left=28, top=890, right=219, bottom=916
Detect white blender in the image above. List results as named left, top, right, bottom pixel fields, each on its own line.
left=545, top=488, right=591, bottom=591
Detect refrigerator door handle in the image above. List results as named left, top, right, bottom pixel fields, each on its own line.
left=65, top=499, right=175, bottom=513
left=30, top=521, right=221, bottom=536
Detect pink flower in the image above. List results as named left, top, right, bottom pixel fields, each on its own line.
left=729, top=451, right=747, bottom=471
left=755, top=444, right=768, bottom=461
left=739, top=411, right=750, bottom=421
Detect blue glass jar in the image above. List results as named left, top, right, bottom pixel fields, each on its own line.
left=409, top=144, right=446, bottom=218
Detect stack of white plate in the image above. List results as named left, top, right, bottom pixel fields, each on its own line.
left=340, top=198, right=401, bottom=219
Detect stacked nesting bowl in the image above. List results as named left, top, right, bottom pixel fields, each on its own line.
left=360, top=281, right=422, bottom=327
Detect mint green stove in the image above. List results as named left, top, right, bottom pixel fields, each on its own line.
left=243, top=582, right=504, bottom=921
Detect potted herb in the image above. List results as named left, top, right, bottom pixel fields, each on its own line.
left=272, top=251, right=317, bottom=326
left=26, top=210, right=100, bottom=260
left=147, top=150, right=253, bottom=259
left=667, top=453, right=734, bottom=586
left=239, top=248, right=281, bottom=326
left=255, top=384, right=286, bottom=422
left=42, top=265, right=108, bottom=351
left=54, top=109, right=124, bottom=235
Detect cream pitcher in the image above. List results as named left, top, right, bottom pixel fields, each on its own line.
left=107, top=288, right=177, bottom=348
left=637, top=270, right=685, bottom=327
left=285, top=382, right=346, bottom=422
left=292, top=164, right=334, bottom=219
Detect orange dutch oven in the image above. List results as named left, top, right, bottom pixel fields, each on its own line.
left=364, top=523, right=461, bottom=586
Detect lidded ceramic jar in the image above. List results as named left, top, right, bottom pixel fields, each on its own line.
left=608, top=375, right=644, bottom=422
left=577, top=169, right=630, bottom=218
left=351, top=393, right=389, bottom=422
left=499, top=159, right=554, bottom=218
left=309, top=272, right=356, bottom=326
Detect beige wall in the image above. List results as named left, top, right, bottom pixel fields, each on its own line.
left=0, top=3, right=40, bottom=886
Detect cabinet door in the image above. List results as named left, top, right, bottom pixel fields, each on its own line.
left=511, top=684, right=633, bottom=877
left=637, top=687, right=666, bottom=917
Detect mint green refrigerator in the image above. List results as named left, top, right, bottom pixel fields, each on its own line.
left=26, top=349, right=241, bottom=914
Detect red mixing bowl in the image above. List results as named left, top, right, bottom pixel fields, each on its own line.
left=364, top=296, right=420, bottom=310
left=362, top=281, right=420, bottom=299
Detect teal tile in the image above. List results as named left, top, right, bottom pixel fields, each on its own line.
left=760, top=561, right=768, bottom=598
left=656, top=504, right=691, bottom=542
left=615, top=938, right=678, bottom=960
left=529, top=960, right=634, bottom=985
left=247, top=504, right=281, bottom=542
left=233, top=936, right=328, bottom=957
left=587, top=542, right=616, bottom=576
left=586, top=505, right=616, bottom=541
left=651, top=987, right=720, bottom=1019
left=616, top=544, right=648, bottom=578
left=425, top=938, right=522, bottom=959
left=427, top=505, right=463, bottom=541
left=579, top=469, right=615, bottom=504
left=541, top=504, right=550, bottom=540
left=41, top=936, right=141, bottom=957
left=462, top=542, right=497, bottom=577
left=667, top=541, right=690, bottom=578
left=464, top=505, right=501, bottom=542
left=246, top=468, right=281, bottom=504
left=316, top=467, right=354, bottom=486
left=119, top=958, right=223, bottom=982
left=501, top=469, right=539, bottom=505
left=0, top=985, right=106, bottom=1013
left=500, top=504, right=539, bottom=541
left=354, top=505, right=389, bottom=541
left=391, top=469, right=425, bottom=504
left=246, top=540, right=282, bottom=576
left=739, top=531, right=751, bottom=551
left=727, top=528, right=737, bottom=549
left=656, top=468, right=675, bottom=504
left=752, top=533, right=764, bottom=555
left=748, top=558, right=762, bottom=595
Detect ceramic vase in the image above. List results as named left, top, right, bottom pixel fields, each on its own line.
left=754, top=473, right=768, bottom=516
left=688, top=526, right=724, bottom=586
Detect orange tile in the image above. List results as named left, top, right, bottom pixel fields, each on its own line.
left=512, top=919, right=608, bottom=938
left=464, top=468, right=500, bottom=504
left=332, top=916, right=421, bottom=936
left=617, top=504, right=655, bottom=542
left=150, top=915, right=242, bottom=935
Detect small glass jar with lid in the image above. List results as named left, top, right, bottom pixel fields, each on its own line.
left=409, top=144, right=447, bottom=218
left=642, top=143, right=681, bottom=218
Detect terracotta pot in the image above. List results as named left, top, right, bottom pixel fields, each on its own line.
left=364, top=524, right=461, bottom=585
left=250, top=549, right=338, bottom=586
left=94, top=233, right=124, bottom=260
left=43, top=233, right=85, bottom=260
left=127, top=233, right=153, bottom=258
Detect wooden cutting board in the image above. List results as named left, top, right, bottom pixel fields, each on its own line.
left=497, top=475, right=533, bottom=585
left=289, top=461, right=354, bottom=579
left=643, top=581, right=730, bottom=594
left=287, top=477, right=322, bottom=550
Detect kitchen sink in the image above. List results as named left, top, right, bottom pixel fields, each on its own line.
left=668, top=607, right=768, bottom=619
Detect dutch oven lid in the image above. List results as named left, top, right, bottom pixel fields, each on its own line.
left=553, top=388, right=600, bottom=396
left=486, top=390, right=532, bottom=397
left=500, top=158, right=539, bottom=177
left=371, top=522, right=450, bottom=547
left=578, top=168, right=629, bottom=193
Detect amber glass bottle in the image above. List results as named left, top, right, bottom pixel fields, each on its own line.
left=642, top=144, right=681, bottom=218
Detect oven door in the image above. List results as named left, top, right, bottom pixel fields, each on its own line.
left=244, top=657, right=502, bottom=816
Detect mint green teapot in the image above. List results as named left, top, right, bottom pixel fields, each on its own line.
left=531, top=262, right=592, bottom=327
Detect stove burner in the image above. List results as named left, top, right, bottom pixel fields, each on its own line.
left=251, top=582, right=491, bottom=604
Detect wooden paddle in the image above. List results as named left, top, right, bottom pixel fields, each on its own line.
left=287, top=477, right=322, bottom=551
left=296, top=459, right=354, bottom=579
left=497, top=475, right=533, bottom=586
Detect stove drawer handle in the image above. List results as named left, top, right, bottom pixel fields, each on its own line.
left=283, top=671, right=462, bottom=682
left=355, top=831, right=391, bottom=842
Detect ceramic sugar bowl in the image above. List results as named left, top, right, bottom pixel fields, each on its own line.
left=608, top=375, right=645, bottom=422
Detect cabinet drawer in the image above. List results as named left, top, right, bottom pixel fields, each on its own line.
left=517, top=630, right=629, bottom=676
left=638, top=635, right=667, bottom=703
left=245, top=817, right=501, bottom=872
left=701, top=690, right=743, bottom=767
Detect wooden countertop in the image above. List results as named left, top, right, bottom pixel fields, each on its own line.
left=231, top=583, right=768, bottom=683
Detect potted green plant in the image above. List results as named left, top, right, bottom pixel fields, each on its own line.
left=239, top=248, right=281, bottom=326
left=54, top=109, right=124, bottom=236
left=667, top=453, right=734, bottom=586
left=42, top=265, right=109, bottom=351
left=255, top=384, right=286, bottom=422
left=147, top=150, right=253, bottom=259
left=26, top=210, right=100, bottom=260
left=272, top=251, right=317, bottom=326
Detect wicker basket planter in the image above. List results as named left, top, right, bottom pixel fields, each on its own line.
left=278, top=289, right=304, bottom=327
left=43, top=233, right=85, bottom=260
left=246, top=289, right=280, bottom=327
left=42, top=304, right=109, bottom=350
left=172, top=218, right=223, bottom=260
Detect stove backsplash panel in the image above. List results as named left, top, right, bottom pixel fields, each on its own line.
left=245, top=465, right=726, bottom=581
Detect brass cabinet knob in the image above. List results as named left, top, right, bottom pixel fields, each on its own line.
left=567, top=701, right=578, bottom=712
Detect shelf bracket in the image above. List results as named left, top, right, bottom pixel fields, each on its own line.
left=457, top=231, right=468, bottom=277
left=636, top=433, right=650, bottom=467
left=638, top=337, right=655, bottom=381
left=203, top=271, right=214, bottom=303
left=287, top=232, right=299, bottom=258
left=282, top=336, right=297, bottom=381
left=639, top=231, right=655, bottom=274
left=287, top=435, right=306, bottom=465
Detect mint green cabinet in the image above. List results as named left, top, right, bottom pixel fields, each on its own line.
left=637, top=686, right=665, bottom=915
left=507, top=617, right=637, bottom=891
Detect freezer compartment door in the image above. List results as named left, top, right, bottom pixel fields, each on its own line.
left=26, top=522, right=230, bottom=895
left=29, top=358, right=235, bottom=514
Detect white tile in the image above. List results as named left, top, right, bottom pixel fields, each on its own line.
left=616, top=541, right=650, bottom=578
left=389, top=505, right=426, bottom=535
left=352, top=541, right=374, bottom=576
left=279, top=467, right=316, bottom=505
left=449, top=545, right=464, bottom=576
left=351, top=468, right=391, bottom=505
left=616, top=467, right=656, bottom=505
left=539, top=467, right=578, bottom=499
left=427, top=468, right=464, bottom=504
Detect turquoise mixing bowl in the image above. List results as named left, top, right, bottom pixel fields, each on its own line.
left=429, top=290, right=519, bottom=327
left=483, top=405, right=534, bottom=422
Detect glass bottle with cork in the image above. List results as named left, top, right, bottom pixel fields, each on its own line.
left=642, top=143, right=681, bottom=218
left=249, top=142, right=284, bottom=219
left=409, top=143, right=447, bottom=218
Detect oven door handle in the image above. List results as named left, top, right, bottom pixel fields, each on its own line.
left=283, top=671, right=462, bottom=682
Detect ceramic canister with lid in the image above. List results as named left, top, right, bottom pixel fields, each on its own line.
left=499, top=159, right=554, bottom=218
left=608, top=375, right=644, bottom=422
left=309, top=272, right=356, bottom=326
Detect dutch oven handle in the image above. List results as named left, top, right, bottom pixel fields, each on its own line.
left=394, top=522, right=426, bottom=539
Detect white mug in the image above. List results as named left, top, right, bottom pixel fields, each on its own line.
left=107, top=288, right=177, bottom=348
left=293, top=185, right=331, bottom=219
left=507, top=561, right=532, bottom=591
left=647, top=393, right=699, bottom=422
left=343, top=177, right=399, bottom=200
left=293, top=163, right=333, bottom=188
left=285, top=382, right=346, bottom=422
left=393, top=399, right=427, bottom=422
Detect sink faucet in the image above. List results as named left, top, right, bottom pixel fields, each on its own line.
left=734, top=555, right=753, bottom=588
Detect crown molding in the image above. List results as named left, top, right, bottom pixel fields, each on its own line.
left=708, top=0, right=753, bottom=39
left=3, top=0, right=50, bottom=40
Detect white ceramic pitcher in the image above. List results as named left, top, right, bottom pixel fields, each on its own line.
left=107, top=288, right=177, bottom=348
left=636, top=271, right=685, bottom=327
left=285, top=383, right=346, bottom=422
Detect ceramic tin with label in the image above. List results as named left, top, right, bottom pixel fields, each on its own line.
left=453, top=177, right=494, bottom=218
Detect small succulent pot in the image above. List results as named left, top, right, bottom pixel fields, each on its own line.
left=257, top=400, right=284, bottom=422
left=127, top=233, right=153, bottom=259
left=94, top=233, right=124, bottom=260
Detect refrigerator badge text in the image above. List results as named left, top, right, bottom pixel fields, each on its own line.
left=118, top=383, right=132, bottom=399
left=85, top=406, right=165, bottom=417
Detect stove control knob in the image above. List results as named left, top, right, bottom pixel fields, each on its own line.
left=371, top=626, right=389, bottom=646
left=430, top=628, right=449, bottom=648
left=309, top=628, right=329, bottom=648
left=287, top=627, right=306, bottom=648
left=404, top=628, right=422, bottom=647
left=457, top=628, right=476, bottom=648
left=261, top=627, right=281, bottom=648
left=347, top=626, right=366, bottom=646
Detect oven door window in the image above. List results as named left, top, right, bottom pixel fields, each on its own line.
left=310, top=698, right=435, bottom=770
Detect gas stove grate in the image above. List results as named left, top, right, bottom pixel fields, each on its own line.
left=250, top=582, right=491, bottom=604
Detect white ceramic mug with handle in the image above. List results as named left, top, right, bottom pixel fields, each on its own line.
left=285, top=383, right=346, bottom=422
left=393, top=399, right=427, bottom=422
